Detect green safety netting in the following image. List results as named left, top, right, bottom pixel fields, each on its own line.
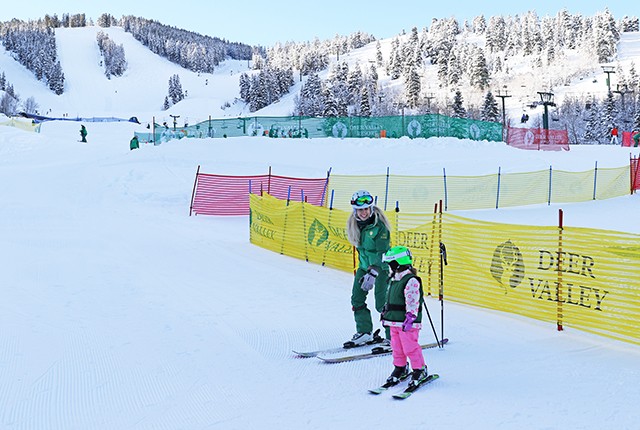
left=134, top=114, right=503, bottom=143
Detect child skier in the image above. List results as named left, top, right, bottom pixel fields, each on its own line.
left=80, top=125, right=88, bottom=143
left=380, top=246, right=429, bottom=388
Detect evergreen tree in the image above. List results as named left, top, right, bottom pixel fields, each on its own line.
left=48, top=61, right=65, bottom=95
left=359, top=85, right=371, bottom=117
left=375, top=41, right=384, bottom=67
left=299, top=72, right=324, bottom=116
left=604, top=90, right=618, bottom=141
left=239, top=73, right=251, bottom=102
left=347, top=67, right=363, bottom=106
left=322, top=85, right=339, bottom=117
left=481, top=91, right=500, bottom=122
left=168, top=74, right=184, bottom=105
left=469, top=48, right=490, bottom=90
left=405, top=68, right=421, bottom=108
left=634, top=94, right=640, bottom=131
left=594, top=9, right=619, bottom=63
left=452, top=89, right=466, bottom=118
left=583, top=100, right=603, bottom=144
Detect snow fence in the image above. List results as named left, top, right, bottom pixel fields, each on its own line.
left=191, top=163, right=632, bottom=216
left=249, top=193, right=640, bottom=346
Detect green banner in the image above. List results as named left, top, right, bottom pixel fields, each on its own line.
left=135, top=114, right=503, bottom=143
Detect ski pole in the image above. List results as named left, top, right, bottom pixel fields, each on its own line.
left=422, top=299, right=442, bottom=348
left=439, top=242, right=447, bottom=342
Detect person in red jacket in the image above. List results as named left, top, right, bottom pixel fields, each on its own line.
left=610, top=127, right=619, bottom=145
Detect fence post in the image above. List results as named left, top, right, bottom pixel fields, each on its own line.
left=321, top=189, right=335, bottom=266
left=300, top=189, right=309, bottom=262
left=384, top=167, right=390, bottom=211
left=557, top=209, right=564, bottom=331
left=189, top=165, right=201, bottom=216
left=592, top=161, right=598, bottom=200
left=321, top=167, right=332, bottom=207
left=279, top=186, right=292, bottom=256
left=443, top=168, right=448, bottom=211
left=495, top=166, right=501, bottom=209
left=547, top=166, right=553, bottom=205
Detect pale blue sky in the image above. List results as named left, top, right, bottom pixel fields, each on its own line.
left=0, top=1, right=632, bottom=46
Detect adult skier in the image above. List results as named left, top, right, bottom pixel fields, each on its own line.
left=380, top=246, right=429, bottom=389
left=345, top=189, right=391, bottom=347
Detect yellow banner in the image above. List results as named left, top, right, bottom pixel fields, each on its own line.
left=249, top=194, right=640, bottom=345
left=441, top=214, right=640, bottom=344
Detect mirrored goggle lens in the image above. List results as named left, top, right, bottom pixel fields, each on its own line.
left=351, top=195, right=373, bottom=207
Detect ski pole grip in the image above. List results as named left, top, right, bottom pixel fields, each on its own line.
left=439, top=242, right=448, bottom=265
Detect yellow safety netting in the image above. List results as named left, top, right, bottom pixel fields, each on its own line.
left=327, top=166, right=630, bottom=211
left=0, top=118, right=41, bottom=133
left=440, top=214, right=640, bottom=344
left=250, top=193, right=640, bottom=345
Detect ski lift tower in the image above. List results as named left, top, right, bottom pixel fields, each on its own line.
left=601, top=66, right=615, bottom=92
left=170, top=114, right=180, bottom=131
left=537, top=91, right=555, bottom=131
left=496, top=89, right=512, bottom=126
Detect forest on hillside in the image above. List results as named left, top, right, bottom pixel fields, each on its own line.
left=1, top=9, right=640, bottom=144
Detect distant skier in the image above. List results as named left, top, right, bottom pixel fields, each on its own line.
left=344, top=189, right=391, bottom=347
left=380, top=246, right=430, bottom=389
left=80, top=124, right=88, bottom=143
left=130, top=135, right=139, bottom=150
left=610, top=126, right=618, bottom=145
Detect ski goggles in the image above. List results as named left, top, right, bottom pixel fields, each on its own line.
left=382, top=248, right=412, bottom=264
left=351, top=194, right=374, bottom=207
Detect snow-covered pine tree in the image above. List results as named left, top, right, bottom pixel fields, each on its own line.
left=405, top=68, right=421, bottom=108
left=168, top=74, right=184, bottom=105
left=47, top=61, right=65, bottom=95
left=634, top=94, right=640, bottom=131
left=360, top=85, right=372, bottom=117
left=604, top=90, right=618, bottom=138
left=298, top=72, right=324, bottom=116
left=583, top=100, right=606, bottom=144
left=322, top=85, right=339, bottom=117
left=375, top=41, right=383, bottom=67
left=239, top=73, right=251, bottom=102
left=485, top=16, right=506, bottom=54
left=594, top=9, right=619, bottom=63
left=347, top=67, right=363, bottom=106
left=452, top=89, right=466, bottom=118
left=481, top=91, right=500, bottom=122
left=469, top=48, right=490, bottom=90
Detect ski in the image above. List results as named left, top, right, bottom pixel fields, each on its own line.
left=293, top=329, right=383, bottom=357
left=368, top=374, right=410, bottom=395
left=317, top=338, right=448, bottom=363
left=392, top=374, right=439, bottom=400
